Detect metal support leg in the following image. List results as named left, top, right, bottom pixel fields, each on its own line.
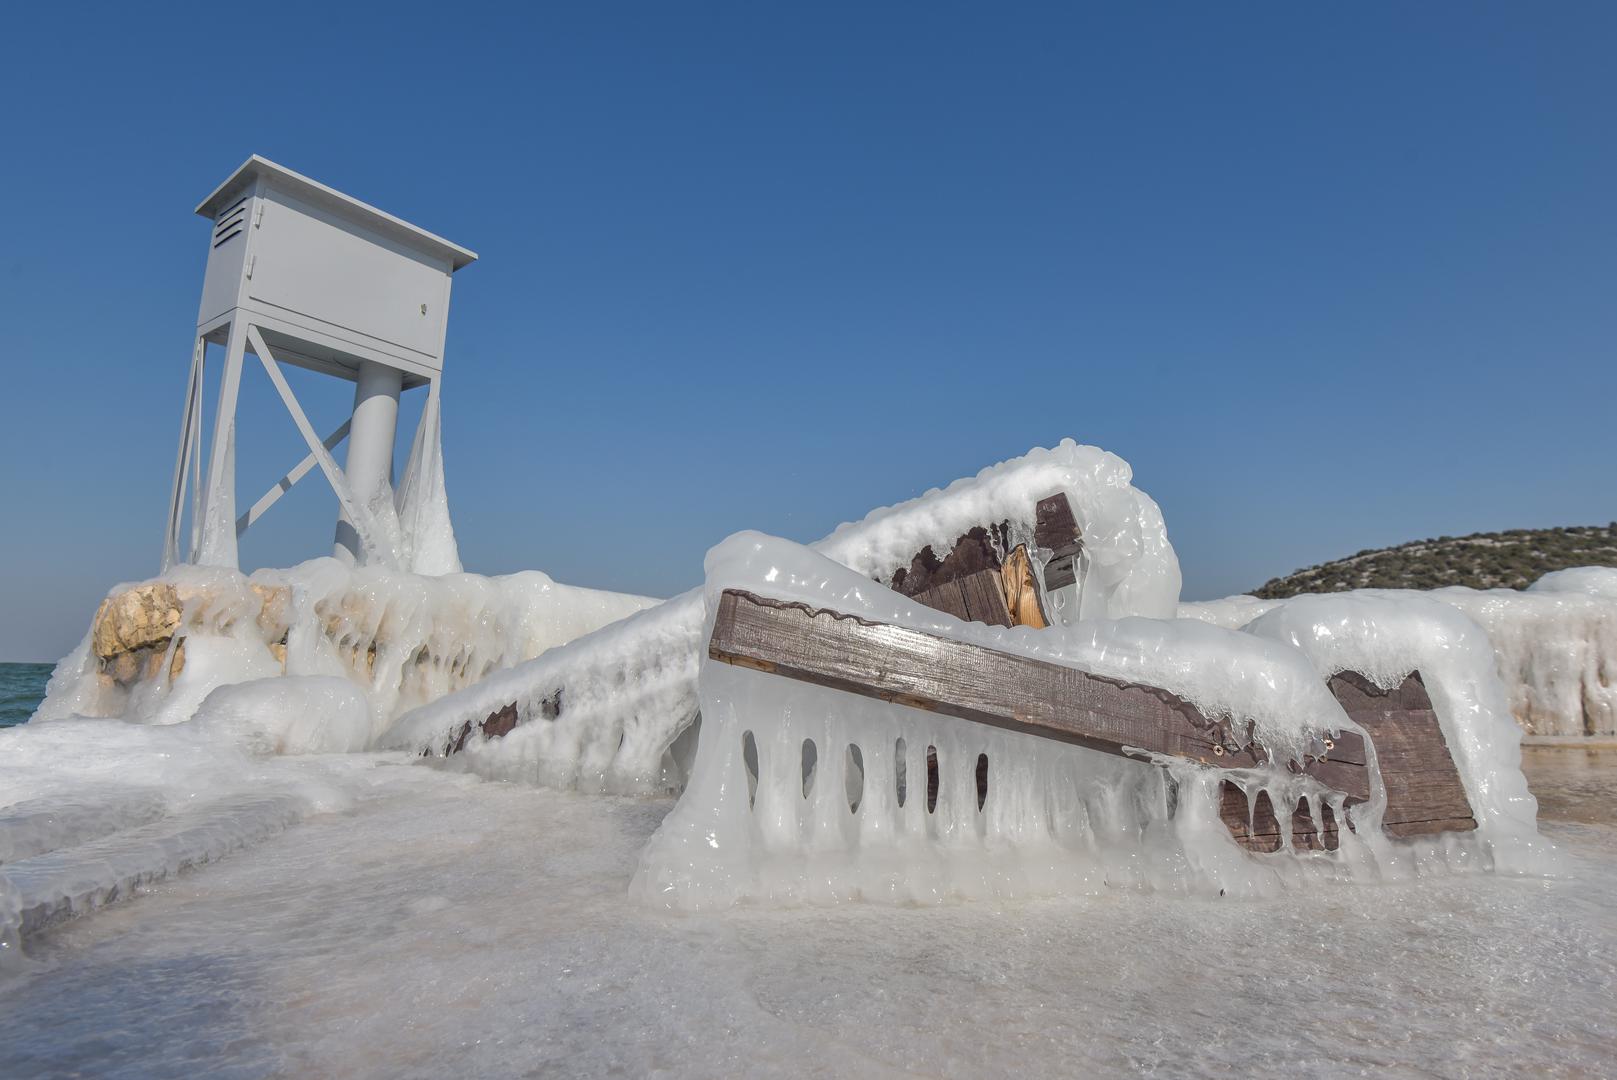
left=196, top=319, right=248, bottom=568
left=161, top=336, right=205, bottom=572
left=335, top=360, right=402, bottom=563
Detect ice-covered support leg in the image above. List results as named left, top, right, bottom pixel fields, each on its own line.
left=195, top=319, right=249, bottom=568
left=161, top=337, right=205, bottom=572
left=335, top=360, right=402, bottom=564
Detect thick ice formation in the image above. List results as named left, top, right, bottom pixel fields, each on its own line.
left=385, top=440, right=1181, bottom=790
left=1242, top=593, right=1550, bottom=871
left=1181, top=566, right=1617, bottom=736
left=1530, top=565, right=1617, bottom=599
left=630, top=534, right=1550, bottom=910
left=35, top=560, right=656, bottom=739
left=379, top=594, right=707, bottom=793
left=192, top=676, right=376, bottom=755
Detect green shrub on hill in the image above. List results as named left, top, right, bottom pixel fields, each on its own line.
left=1250, top=524, right=1617, bottom=599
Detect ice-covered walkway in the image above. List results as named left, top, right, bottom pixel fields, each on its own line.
left=2, top=751, right=1613, bottom=1078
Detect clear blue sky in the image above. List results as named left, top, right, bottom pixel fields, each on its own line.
left=2, top=3, right=1614, bottom=662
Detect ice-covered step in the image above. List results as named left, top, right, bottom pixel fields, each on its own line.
left=0, top=793, right=305, bottom=945
left=0, top=789, right=169, bottom=865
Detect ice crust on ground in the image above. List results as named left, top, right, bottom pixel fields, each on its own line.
left=1181, top=566, right=1617, bottom=736
left=631, top=535, right=1554, bottom=909
left=384, top=440, right=1182, bottom=790
left=0, top=716, right=377, bottom=959
left=3, top=765, right=1611, bottom=1079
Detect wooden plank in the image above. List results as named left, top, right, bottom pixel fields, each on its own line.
left=1213, top=671, right=1477, bottom=844
left=708, top=589, right=1367, bottom=798
left=889, top=526, right=1001, bottom=597
left=1035, top=492, right=1083, bottom=591
left=957, top=568, right=1015, bottom=627
left=1326, top=671, right=1476, bottom=834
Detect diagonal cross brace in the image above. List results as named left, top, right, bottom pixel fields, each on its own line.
left=235, top=419, right=351, bottom=537
left=244, top=325, right=375, bottom=556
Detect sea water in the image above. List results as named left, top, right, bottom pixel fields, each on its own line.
left=0, top=663, right=49, bottom=728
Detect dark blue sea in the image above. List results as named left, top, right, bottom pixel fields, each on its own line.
left=0, top=662, right=52, bottom=727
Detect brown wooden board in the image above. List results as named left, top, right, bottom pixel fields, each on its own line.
left=1213, top=671, right=1478, bottom=846
left=889, top=526, right=1002, bottom=597
left=1325, top=671, right=1477, bottom=836
left=708, top=589, right=1366, bottom=798
left=1035, top=492, right=1084, bottom=591
left=440, top=687, right=562, bottom=756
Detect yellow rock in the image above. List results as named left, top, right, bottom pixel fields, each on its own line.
left=91, top=584, right=182, bottom=660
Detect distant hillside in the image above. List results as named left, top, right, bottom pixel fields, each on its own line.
left=1250, top=525, right=1617, bottom=599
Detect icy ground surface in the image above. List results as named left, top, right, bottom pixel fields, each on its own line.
left=2, top=752, right=1613, bottom=1079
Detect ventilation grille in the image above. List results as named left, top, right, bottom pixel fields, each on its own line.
left=212, top=196, right=249, bottom=248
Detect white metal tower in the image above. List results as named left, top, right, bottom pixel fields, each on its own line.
left=164, top=156, right=477, bottom=574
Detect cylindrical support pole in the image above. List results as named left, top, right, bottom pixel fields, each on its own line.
left=334, top=360, right=403, bottom=563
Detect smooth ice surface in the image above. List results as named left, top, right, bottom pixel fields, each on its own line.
left=1, top=756, right=1610, bottom=1078
left=0, top=790, right=168, bottom=865
left=387, top=440, right=1183, bottom=789
left=1180, top=566, right=1617, bottom=737
left=633, top=535, right=1552, bottom=909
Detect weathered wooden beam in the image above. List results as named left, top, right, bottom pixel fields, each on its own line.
left=1035, top=492, right=1084, bottom=591
left=708, top=589, right=1366, bottom=798
left=889, top=503, right=1066, bottom=629
left=441, top=688, right=562, bottom=756
left=1213, top=670, right=1477, bottom=848
left=1326, top=671, right=1476, bottom=835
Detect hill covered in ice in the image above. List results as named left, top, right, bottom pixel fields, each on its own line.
left=1250, top=524, right=1617, bottom=597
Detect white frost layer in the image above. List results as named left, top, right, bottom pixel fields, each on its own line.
left=387, top=440, right=1182, bottom=790
left=631, top=534, right=1545, bottom=909
left=35, top=559, right=656, bottom=746
left=1180, top=566, right=1617, bottom=736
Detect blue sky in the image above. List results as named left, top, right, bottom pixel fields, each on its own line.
left=2, top=3, right=1614, bottom=661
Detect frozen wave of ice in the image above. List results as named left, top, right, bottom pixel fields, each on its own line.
left=1181, top=566, right=1617, bottom=736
